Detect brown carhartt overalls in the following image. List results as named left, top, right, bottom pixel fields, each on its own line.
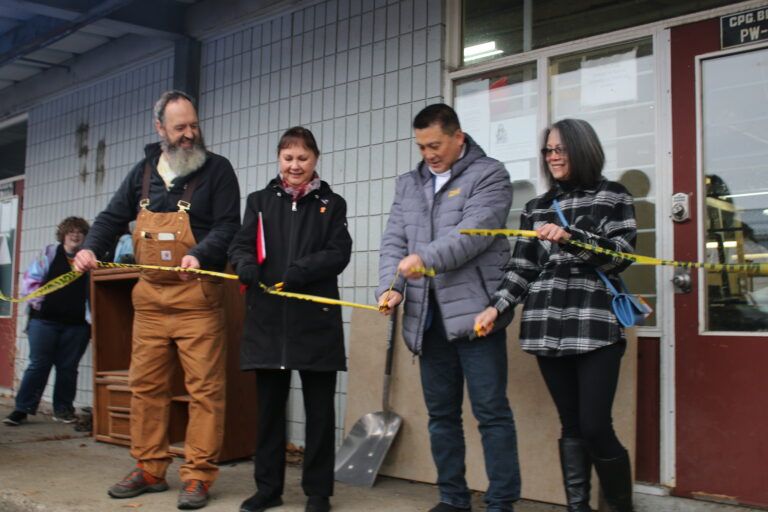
left=128, top=163, right=226, bottom=484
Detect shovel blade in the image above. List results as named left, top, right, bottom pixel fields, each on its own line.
left=334, top=410, right=403, bottom=487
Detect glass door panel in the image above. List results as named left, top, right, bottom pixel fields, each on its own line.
left=701, top=47, right=768, bottom=331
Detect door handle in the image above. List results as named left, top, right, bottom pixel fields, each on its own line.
left=672, top=268, right=692, bottom=294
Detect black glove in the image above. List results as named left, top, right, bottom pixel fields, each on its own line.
left=237, top=264, right=260, bottom=286
left=281, top=266, right=305, bottom=292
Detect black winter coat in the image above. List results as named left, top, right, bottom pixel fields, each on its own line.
left=228, top=178, right=352, bottom=372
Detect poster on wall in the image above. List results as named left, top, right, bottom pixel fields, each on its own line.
left=455, top=79, right=491, bottom=151
left=581, top=49, right=638, bottom=106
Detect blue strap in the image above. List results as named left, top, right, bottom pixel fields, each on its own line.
left=552, top=199, right=620, bottom=296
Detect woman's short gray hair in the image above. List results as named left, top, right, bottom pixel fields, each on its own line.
left=153, top=90, right=195, bottom=125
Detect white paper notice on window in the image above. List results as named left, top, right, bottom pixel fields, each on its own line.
left=455, top=79, right=491, bottom=151
left=489, top=115, right=537, bottom=163
left=505, top=161, right=531, bottom=182
left=580, top=49, right=637, bottom=107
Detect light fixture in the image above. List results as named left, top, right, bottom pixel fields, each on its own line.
left=719, top=190, right=768, bottom=199
left=464, top=41, right=503, bottom=62
left=706, top=241, right=738, bottom=249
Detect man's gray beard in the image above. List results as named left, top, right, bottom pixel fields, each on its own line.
left=161, top=138, right=207, bottom=176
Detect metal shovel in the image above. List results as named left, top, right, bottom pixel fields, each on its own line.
left=334, top=310, right=403, bottom=487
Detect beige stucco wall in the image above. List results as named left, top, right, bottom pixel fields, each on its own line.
left=345, top=307, right=637, bottom=506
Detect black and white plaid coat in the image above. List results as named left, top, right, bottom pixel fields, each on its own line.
left=492, top=178, right=636, bottom=356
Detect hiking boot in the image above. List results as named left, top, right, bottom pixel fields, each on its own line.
left=306, top=496, right=331, bottom=512
left=108, top=467, right=169, bottom=498
left=178, top=479, right=210, bottom=510
left=428, top=503, right=471, bottom=512
left=53, top=410, right=77, bottom=424
left=2, top=410, right=27, bottom=426
left=240, top=492, right=283, bottom=512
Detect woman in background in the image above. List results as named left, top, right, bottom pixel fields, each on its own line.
left=3, top=216, right=91, bottom=426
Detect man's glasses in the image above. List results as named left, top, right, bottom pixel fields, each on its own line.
left=541, top=146, right=566, bottom=157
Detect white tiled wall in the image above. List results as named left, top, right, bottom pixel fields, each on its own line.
left=11, top=0, right=444, bottom=447
left=198, top=0, right=443, bottom=446
left=13, top=55, right=174, bottom=411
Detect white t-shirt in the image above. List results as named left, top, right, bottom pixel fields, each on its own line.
left=428, top=144, right=466, bottom=194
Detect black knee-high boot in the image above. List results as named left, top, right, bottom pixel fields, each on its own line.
left=592, top=449, right=634, bottom=512
left=559, top=438, right=593, bottom=512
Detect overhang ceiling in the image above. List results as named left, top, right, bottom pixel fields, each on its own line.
left=0, top=0, right=198, bottom=92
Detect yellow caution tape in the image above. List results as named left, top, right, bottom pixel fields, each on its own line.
left=379, top=269, right=401, bottom=313
left=0, top=261, right=386, bottom=312
left=258, top=283, right=380, bottom=312
left=106, top=261, right=382, bottom=310
left=413, top=266, right=436, bottom=277
left=0, top=270, right=85, bottom=303
left=97, top=261, right=238, bottom=280
left=460, top=229, right=768, bottom=275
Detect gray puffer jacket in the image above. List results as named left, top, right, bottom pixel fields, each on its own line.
left=377, top=134, right=513, bottom=354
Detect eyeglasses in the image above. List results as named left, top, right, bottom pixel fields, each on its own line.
left=541, top=146, right=566, bottom=157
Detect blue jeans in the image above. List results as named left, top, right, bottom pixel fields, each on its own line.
left=15, top=318, right=90, bottom=415
left=419, top=313, right=521, bottom=511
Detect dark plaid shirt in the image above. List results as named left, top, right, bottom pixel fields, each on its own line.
left=493, top=179, right=636, bottom=356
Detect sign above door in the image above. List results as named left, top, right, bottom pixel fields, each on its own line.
left=721, top=7, right=768, bottom=49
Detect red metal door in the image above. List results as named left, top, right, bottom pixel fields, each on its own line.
left=671, top=18, right=768, bottom=508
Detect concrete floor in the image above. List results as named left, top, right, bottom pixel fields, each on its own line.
left=0, top=397, right=759, bottom=512
left=0, top=397, right=564, bottom=512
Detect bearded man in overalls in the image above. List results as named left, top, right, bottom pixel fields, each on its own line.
left=74, top=90, right=241, bottom=510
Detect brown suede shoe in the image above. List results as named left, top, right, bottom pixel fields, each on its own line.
left=178, top=479, right=210, bottom=510
left=107, top=467, right=169, bottom=499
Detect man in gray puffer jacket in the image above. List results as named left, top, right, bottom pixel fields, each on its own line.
left=377, top=104, right=521, bottom=512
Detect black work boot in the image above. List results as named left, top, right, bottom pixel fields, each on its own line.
left=559, top=438, right=592, bottom=512
left=239, top=492, right=283, bottom=512
left=305, top=496, right=331, bottom=512
left=592, top=449, right=634, bottom=512
left=428, top=504, right=471, bottom=512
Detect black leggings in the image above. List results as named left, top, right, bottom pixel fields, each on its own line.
left=536, top=341, right=627, bottom=459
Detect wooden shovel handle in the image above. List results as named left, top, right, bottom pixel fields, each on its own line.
left=382, top=307, right=397, bottom=412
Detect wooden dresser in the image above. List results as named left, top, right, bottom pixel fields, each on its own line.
left=90, top=267, right=257, bottom=461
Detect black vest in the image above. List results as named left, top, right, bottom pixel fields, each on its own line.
left=31, top=244, right=88, bottom=325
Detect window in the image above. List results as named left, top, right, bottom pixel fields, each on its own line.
left=462, top=0, right=738, bottom=66
left=701, top=47, right=768, bottom=331
left=549, top=39, right=658, bottom=324
left=455, top=63, right=539, bottom=230
left=453, top=38, right=659, bottom=325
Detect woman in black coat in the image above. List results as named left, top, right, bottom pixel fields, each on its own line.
left=229, top=126, right=352, bottom=512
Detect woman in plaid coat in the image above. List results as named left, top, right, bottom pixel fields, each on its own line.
left=475, top=119, right=636, bottom=512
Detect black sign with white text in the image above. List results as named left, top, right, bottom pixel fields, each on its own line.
left=721, top=7, right=768, bottom=49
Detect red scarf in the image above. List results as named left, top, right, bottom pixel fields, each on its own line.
left=280, top=172, right=321, bottom=201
